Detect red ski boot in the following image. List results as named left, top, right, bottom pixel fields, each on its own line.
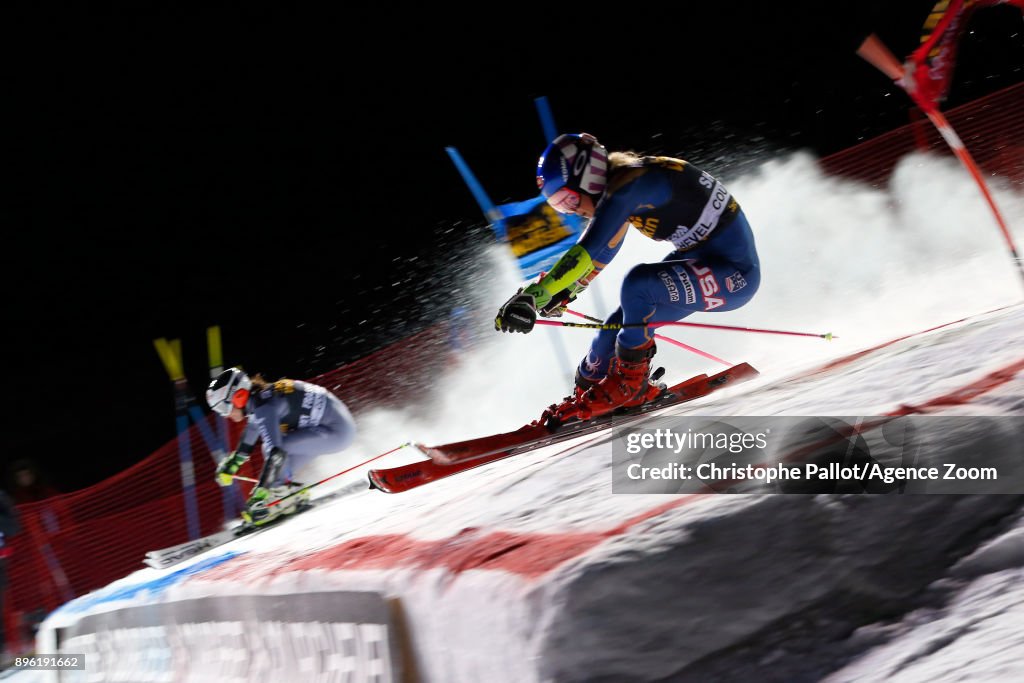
left=549, top=340, right=663, bottom=427
left=537, top=370, right=598, bottom=426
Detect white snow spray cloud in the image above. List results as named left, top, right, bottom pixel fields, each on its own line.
left=324, top=151, right=1024, bottom=480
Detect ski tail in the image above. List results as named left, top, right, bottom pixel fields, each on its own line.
left=144, top=529, right=240, bottom=569
left=142, top=498, right=321, bottom=570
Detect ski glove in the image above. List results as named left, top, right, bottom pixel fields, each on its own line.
left=216, top=450, right=249, bottom=486
left=539, top=282, right=588, bottom=319
left=495, top=288, right=538, bottom=334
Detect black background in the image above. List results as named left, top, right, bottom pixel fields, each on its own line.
left=6, top=3, right=1022, bottom=492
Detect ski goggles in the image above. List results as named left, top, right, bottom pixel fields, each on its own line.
left=546, top=187, right=581, bottom=214
left=209, top=387, right=250, bottom=416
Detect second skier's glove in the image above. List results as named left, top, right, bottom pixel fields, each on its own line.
left=216, top=451, right=249, bottom=486
left=495, top=288, right=539, bottom=334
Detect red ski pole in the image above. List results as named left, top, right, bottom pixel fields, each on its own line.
left=267, top=442, right=412, bottom=507
left=565, top=309, right=732, bottom=366
left=537, top=319, right=836, bottom=340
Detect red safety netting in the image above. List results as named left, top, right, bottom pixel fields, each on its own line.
left=2, top=323, right=453, bottom=650
left=820, top=83, right=1023, bottom=186
left=4, top=83, right=1022, bottom=653
left=3, top=413, right=266, bottom=651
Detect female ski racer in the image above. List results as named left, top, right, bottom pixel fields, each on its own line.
left=206, top=368, right=356, bottom=524
left=495, top=133, right=760, bottom=424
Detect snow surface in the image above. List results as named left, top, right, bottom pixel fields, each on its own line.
left=824, top=513, right=1024, bottom=683
left=29, top=152, right=1024, bottom=683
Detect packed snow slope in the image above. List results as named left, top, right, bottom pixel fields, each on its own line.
left=36, top=152, right=1024, bottom=683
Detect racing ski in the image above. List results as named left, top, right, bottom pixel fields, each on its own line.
left=369, top=362, right=758, bottom=493
left=143, top=500, right=315, bottom=570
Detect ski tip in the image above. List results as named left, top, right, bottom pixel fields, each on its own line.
left=706, top=362, right=759, bottom=387
left=737, top=362, right=760, bottom=376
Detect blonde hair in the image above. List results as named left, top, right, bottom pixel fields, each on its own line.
left=605, top=150, right=648, bottom=194
left=608, top=150, right=644, bottom=170
left=250, top=374, right=296, bottom=395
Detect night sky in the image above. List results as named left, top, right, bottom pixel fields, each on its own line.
left=7, top=4, right=1022, bottom=492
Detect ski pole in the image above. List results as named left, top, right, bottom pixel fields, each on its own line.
left=267, top=442, right=413, bottom=507
left=565, top=309, right=732, bottom=366
left=233, top=475, right=261, bottom=484
left=537, top=319, right=836, bottom=340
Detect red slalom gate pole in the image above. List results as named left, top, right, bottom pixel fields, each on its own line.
left=922, top=106, right=1024, bottom=289
left=537, top=318, right=836, bottom=340
left=856, top=33, right=1024, bottom=291
left=565, top=309, right=732, bottom=366
left=267, top=442, right=412, bottom=507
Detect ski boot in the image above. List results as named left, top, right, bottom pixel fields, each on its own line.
left=241, top=483, right=310, bottom=526
left=241, top=447, right=307, bottom=526
left=546, top=340, right=664, bottom=429
left=536, top=369, right=598, bottom=427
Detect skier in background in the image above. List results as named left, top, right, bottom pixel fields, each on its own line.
left=9, top=459, right=61, bottom=505
left=206, top=368, right=356, bottom=525
left=495, top=133, right=761, bottom=425
left=0, top=488, right=21, bottom=661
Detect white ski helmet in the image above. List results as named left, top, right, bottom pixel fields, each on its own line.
left=206, top=368, right=252, bottom=416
